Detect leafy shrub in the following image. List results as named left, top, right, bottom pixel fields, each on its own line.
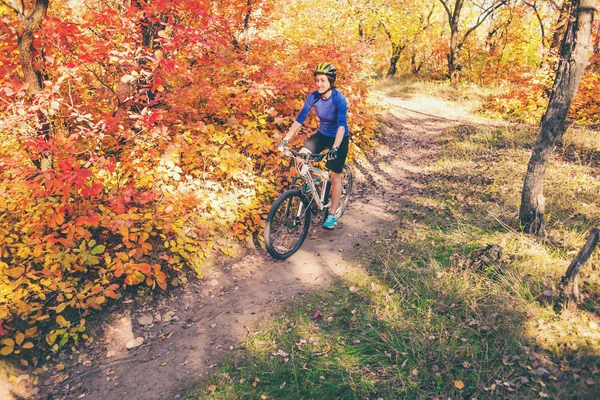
left=0, top=0, right=379, bottom=362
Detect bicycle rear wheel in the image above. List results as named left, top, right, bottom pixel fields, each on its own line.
left=264, top=189, right=312, bottom=260
left=324, top=164, right=354, bottom=219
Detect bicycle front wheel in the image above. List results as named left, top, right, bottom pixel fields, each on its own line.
left=264, top=189, right=312, bottom=260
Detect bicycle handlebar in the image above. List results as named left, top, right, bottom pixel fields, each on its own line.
left=283, top=147, right=328, bottom=162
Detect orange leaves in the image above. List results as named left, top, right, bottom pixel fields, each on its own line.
left=0, top=0, right=380, bottom=361
left=136, top=263, right=152, bottom=273
left=103, top=285, right=119, bottom=299
left=5, top=267, right=25, bottom=279
left=124, top=271, right=145, bottom=286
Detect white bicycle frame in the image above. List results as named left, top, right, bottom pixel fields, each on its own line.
left=299, top=161, right=331, bottom=211
left=282, top=148, right=332, bottom=222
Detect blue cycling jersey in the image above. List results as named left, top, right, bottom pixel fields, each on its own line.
left=295, top=89, right=349, bottom=138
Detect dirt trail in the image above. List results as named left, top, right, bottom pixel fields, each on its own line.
left=6, top=94, right=474, bottom=400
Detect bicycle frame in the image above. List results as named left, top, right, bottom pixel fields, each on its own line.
left=298, top=161, right=330, bottom=211
left=281, top=147, right=332, bottom=224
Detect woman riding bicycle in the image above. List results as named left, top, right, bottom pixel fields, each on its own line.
left=279, top=62, right=350, bottom=230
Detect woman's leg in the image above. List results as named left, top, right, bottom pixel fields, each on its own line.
left=329, top=171, right=342, bottom=215
left=298, top=132, right=326, bottom=170
left=325, top=135, right=349, bottom=217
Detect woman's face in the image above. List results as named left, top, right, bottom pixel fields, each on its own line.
left=315, top=74, right=331, bottom=94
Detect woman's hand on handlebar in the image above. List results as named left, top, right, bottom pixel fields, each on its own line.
left=277, top=139, right=289, bottom=151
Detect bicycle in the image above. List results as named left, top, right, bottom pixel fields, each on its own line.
left=264, top=144, right=353, bottom=260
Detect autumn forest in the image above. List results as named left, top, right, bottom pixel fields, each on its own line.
left=1, top=0, right=600, bottom=399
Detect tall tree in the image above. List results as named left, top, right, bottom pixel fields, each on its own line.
left=519, top=0, right=597, bottom=235
left=438, top=0, right=507, bottom=86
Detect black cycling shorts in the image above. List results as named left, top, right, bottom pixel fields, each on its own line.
left=302, top=131, right=349, bottom=173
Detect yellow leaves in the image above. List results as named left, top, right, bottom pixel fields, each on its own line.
left=46, top=332, right=57, bottom=346
left=455, top=380, right=465, bottom=390
left=139, top=174, right=154, bottom=188
left=25, top=327, right=37, bottom=337
left=218, top=159, right=235, bottom=174
left=56, top=315, right=70, bottom=328
left=118, top=225, right=129, bottom=238
left=5, top=267, right=25, bottom=279
left=15, top=332, right=24, bottom=346
left=54, top=303, right=68, bottom=314
left=1, top=338, right=15, bottom=355
left=0, top=334, right=33, bottom=355
left=220, top=247, right=237, bottom=257
left=21, top=342, right=34, bottom=349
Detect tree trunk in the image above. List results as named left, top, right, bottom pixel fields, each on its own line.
left=447, top=46, right=460, bottom=86
left=438, top=0, right=464, bottom=86
left=550, top=0, right=569, bottom=53
left=411, top=53, right=422, bottom=74
left=559, top=228, right=599, bottom=309
left=387, top=42, right=405, bottom=77
left=447, top=3, right=462, bottom=87
left=17, top=0, right=48, bottom=94
left=16, top=0, right=51, bottom=170
left=519, top=0, right=597, bottom=235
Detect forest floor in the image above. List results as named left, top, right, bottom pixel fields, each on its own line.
left=4, top=85, right=599, bottom=399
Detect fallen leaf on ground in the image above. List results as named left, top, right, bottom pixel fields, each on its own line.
left=126, top=337, right=144, bottom=349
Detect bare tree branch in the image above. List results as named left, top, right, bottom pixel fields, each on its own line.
left=438, top=0, right=454, bottom=21
left=458, top=1, right=507, bottom=51
left=523, top=0, right=547, bottom=46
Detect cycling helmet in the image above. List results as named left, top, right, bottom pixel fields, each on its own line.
left=313, top=62, right=337, bottom=84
